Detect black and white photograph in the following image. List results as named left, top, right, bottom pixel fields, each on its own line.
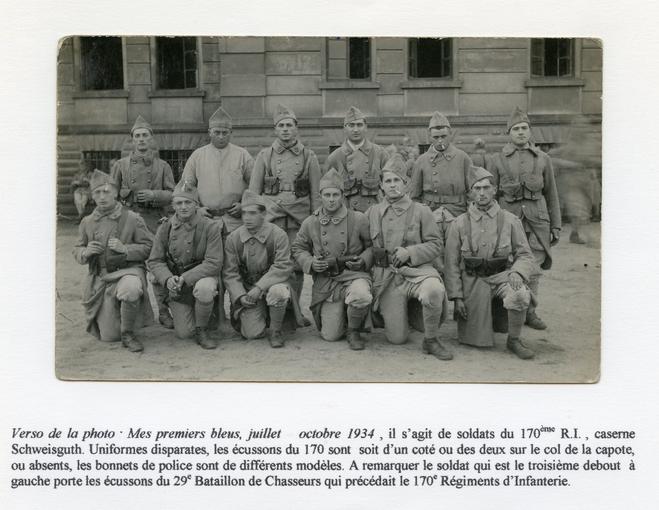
left=55, top=36, right=602, bottom=382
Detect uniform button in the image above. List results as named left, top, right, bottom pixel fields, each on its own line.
left=352, top=200, right=358, bottom=206
left=522, top=205, right=526, bottom=209
left=323, top=241, right=328, bottom=245
left=432, top=163, right=436, bottom=167
left=186, top=249, right=190, bottom=253
left=277, top=199, right=282, bottom=204
left=322, top=231, right=327, bottom=236
left=278, top=159, right=282, bottom=163
left=340, top=231, right=344, bottom=234
left=433, top=172, right=437, bottom=175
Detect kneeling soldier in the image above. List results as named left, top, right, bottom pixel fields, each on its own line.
left=292, top=169, right=373, bottom=350
left=223, top=191, right=306, bottom=347
left=73, top=170, right=154, bottom=352
left=366, top=154, right=452, bottom=360
left=444, top=167, right=538, bottom=359
left=147, top=183, right=223, bottom=349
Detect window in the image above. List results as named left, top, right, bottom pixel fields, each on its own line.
left=82, top=151, right=122, bottom=173
left=409, top=38, right=452, bottom=79
left=159, top=149, right=194, bottom=182
left=531, top=38, right=574, bottom=78
left=326, top=37, right=371, bottom=80
left=80, top=37, right=123, bottom=91
left=156, top=37, right=198, bottom=89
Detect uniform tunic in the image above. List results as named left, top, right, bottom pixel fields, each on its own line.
left=324, top=139, right=389, bottom=212
left=444, top=201, right=537, bottom=346
left=111, top=151, right=175, bottom=233
left=147, top=210, right=223, bottom=338
left=179, top=143, right=254, bottom=233
left=490, top=143, right=561, bottom=269
left=410, top=144, right=473, bottom=217
left=223, top=222, right=306, bottom=336
left=249, top=139, right=321, bottom=239
left=73, top=203, right=154, bottom=340
left=291, top=205, right=373, bottom=331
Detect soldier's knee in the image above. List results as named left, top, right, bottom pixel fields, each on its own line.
left=418, top=278, right=445, bottom=308
left=503, top=286, right=531, bottom=311
left=266, top=283, right=290, bottom=306
left=174, top=322, right=195, bottom=340
left=116, top=275, right=143, bottom=302
left=345, top=279, right=373, bottom=308
left=320, top=327, right=344, bottom=342
left=242, top=322, right=267, bottom=340
left=386, top=331, right=408, bottom=345
left=193, top=277, right=218, bottom=303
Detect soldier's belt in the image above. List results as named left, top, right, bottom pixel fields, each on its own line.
left=463, top=256, right=509, bottom=277
left=320, top=255, right=359, bottom=277
left=423, top=192, right=465, bottom=205
left=166, top=259, right=202, bottom=276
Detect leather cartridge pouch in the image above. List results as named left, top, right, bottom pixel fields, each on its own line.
left=483, top=256, right=509, bottom=275
left=501, top=182, right=523, bottom=202
left=263, top=175, right=280, bottom=195
left=344, top=175, right=360, bottom=196
left=373, top=247, right=389, bottom=268
left=360, top=176, right=380, bottom=197
left=463, top=256, right=485, bottom=276
left=324, top=256, right=341, bottom=277
left=522, top=174, right=543, bottom=200
left=294, top=176, right=310, bottom=198
left=104, top=250, right=128, bottom=273
left=169, top=282, right=194, bottom=306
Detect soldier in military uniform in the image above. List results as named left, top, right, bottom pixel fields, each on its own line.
left=489, top=107, right=561, bottom=330
left=292, top=169, right=373, bottom=350
left=410, top=112, right=473, bottom=247
left=365, top=154, right=452, bottom=361
left=444, top=167, right=538, bottom=359
left=178, top=106, right=254, bottom=235
left=111, top=115, right=176, bottom=329
left=70, top=157, right=94, bottom=223
left=147, top=183, right=223, bottom=350
left=324, top=106, right=390, bottom=212
left=73, top=170, right=154, bottom=353
left=249, top=104, right=321, bottom=300
left=223, top=190, right=306, bottom=347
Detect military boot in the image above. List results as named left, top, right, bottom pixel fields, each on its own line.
left=347, top=330, right=365, bottom=351
left=507, top=336, right=535, bottom=360
left=569, top=230, right=587, bottom=244
left=120, top=300, right=143, bottom=352
left=121, top=331, right=143, bottom=353
left=159, top=310, right=174, bottom=329
left=269, top=330, right=285, bottom=348
left=195, top=327, right=217, bottom=349
left=422, top=338, right=453, bottom=361
left=525, top=311, right=547, bottom=330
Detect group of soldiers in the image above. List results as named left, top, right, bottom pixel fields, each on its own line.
left=73, top=102, right=561, bottom=361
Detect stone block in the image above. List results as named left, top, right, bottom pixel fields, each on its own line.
left=324, top=90, right=378, bottom=117
left=581, top=47, right=603, bottom=71
left=376, top=74, right=405, bottom=94
left=203, top=41, right=221, bottom=62
left=459, top=93, right=527, bottom=115
left=57, top=63, right=75, bottom=86
left=378, top=95, right=404, bottom=116
left=327, top=38, right=346, bottom=59
left=267, top=76, right=320, bottom=95
left=328, top=59, right=347, bottom=80
left=376, top=50, right=404, bottom=74
left=458, top=38, right=528, bottom=49
left=125, top=43, right=150, bottom=63
left=221, top=97, right=265, bottom=118
left=459, top=49, right=527, bottom=72
left=462, top=72, right=527, bottom=93
left=405, top=89, right=458, bottom=116
left=220, top=74, right=266, bottom=96
left=225, top=37, right=265, bottom=53
left=265, top=96, right=323, bottom=118
left=582, top=92, right=602, bottom=114
left=74, top=98, right=128, bottom=124
left=151, top=97, right=203, bottom=124
left=266, top=37, right=322, bottom=51
left=582, top=71, right=602, bottom=92
left=265, top=52, right=322, bottom=75
left=203, top=62, right=222, bottom=83
left=529, top=87, right=580, bottom=114
left=127, top=63, right=152, bottom=86
left=221, top=53, right=265, bottom=75
left=375, top=37, right=405, bottom=50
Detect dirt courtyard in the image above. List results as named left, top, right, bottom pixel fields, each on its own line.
left=55, top=220, right=600, bottom=383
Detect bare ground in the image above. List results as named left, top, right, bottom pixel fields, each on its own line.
left=55, top=221, right=600, bottom=383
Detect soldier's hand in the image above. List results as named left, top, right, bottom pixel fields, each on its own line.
left=345, top=257, right=365, bottom=271
left=551, top=228, right=561, bottom=246
left=107, top=237, right=127, bottom=254
left=509, top=271, right=523, bottom=291
left=454, top=299, right=468, bottom=320
left=392, top=247, right=410, bottom=267
left=166, top=276, right=181, bottom=292
left=136, top=190, right=155, bottom=202
left=311, top=257, right=329, bottom=273
left=240, top=294, right=257, bottom=308
left=85, top=241, right=104, bottom=256
left=198, top=206, right=211, bottom=218
left=247, top=286, right=263, bottom=302
left=228, top=202, right=242, bottom=218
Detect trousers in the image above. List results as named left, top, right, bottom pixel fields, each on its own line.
left=240, top=283, right=291, bottom=339
left=169, top=277, right=219, bottom=339
left=96, top=275, right=143, bottom=341
left=320, top=278, right=372, bottom=342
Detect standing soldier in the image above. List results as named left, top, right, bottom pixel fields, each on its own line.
left=366, top=154, right=452, bottom=361
left=249, top=104, right=321, bottom=300
left=444, top=167, right=538, bottom=359
left=470, top=137, right=492, bottom=170
left=410, top=111, right=473, bottom=246
left=111, top=115, right=176, bottom=329
left=292, top=169, right=373, bottom=350
left=70, top=157, right=94, bottom=223
left=223, top=191, right=306, bottom=347
left=73, top=170, right=154, bottom=353
left=178, top=106, right=254, bottom=235
left=490, top=107, right=561, bottom=330
left=324, top=106, right=389, bottom=212
left=147, top=183, right=223, bottom=350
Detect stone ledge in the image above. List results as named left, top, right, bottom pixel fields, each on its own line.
left=72, top=90, right=130, bottom=99
left=319, top=81, right=381, bottom=90
left=525, top=78, right=586, bottom=88
left=147, top=89, right=206, bottom=98
left=399, top=79, right=463, bottom=89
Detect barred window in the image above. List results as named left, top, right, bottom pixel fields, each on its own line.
left=327, top=37, right=371, bottom=80
left=531, top=38, right=574, bottom=78
left=82, top=151, right=122, bottom=173
left=80, top=37, right=124, bottom=91
left=156, top=37, right=198, bottom=89
left=159, top=149, right=194, bottom=182
left=409, top=38, right=452, bottom=79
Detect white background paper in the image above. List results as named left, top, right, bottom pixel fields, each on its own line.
left=2, top=0, right=658, bottom=507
